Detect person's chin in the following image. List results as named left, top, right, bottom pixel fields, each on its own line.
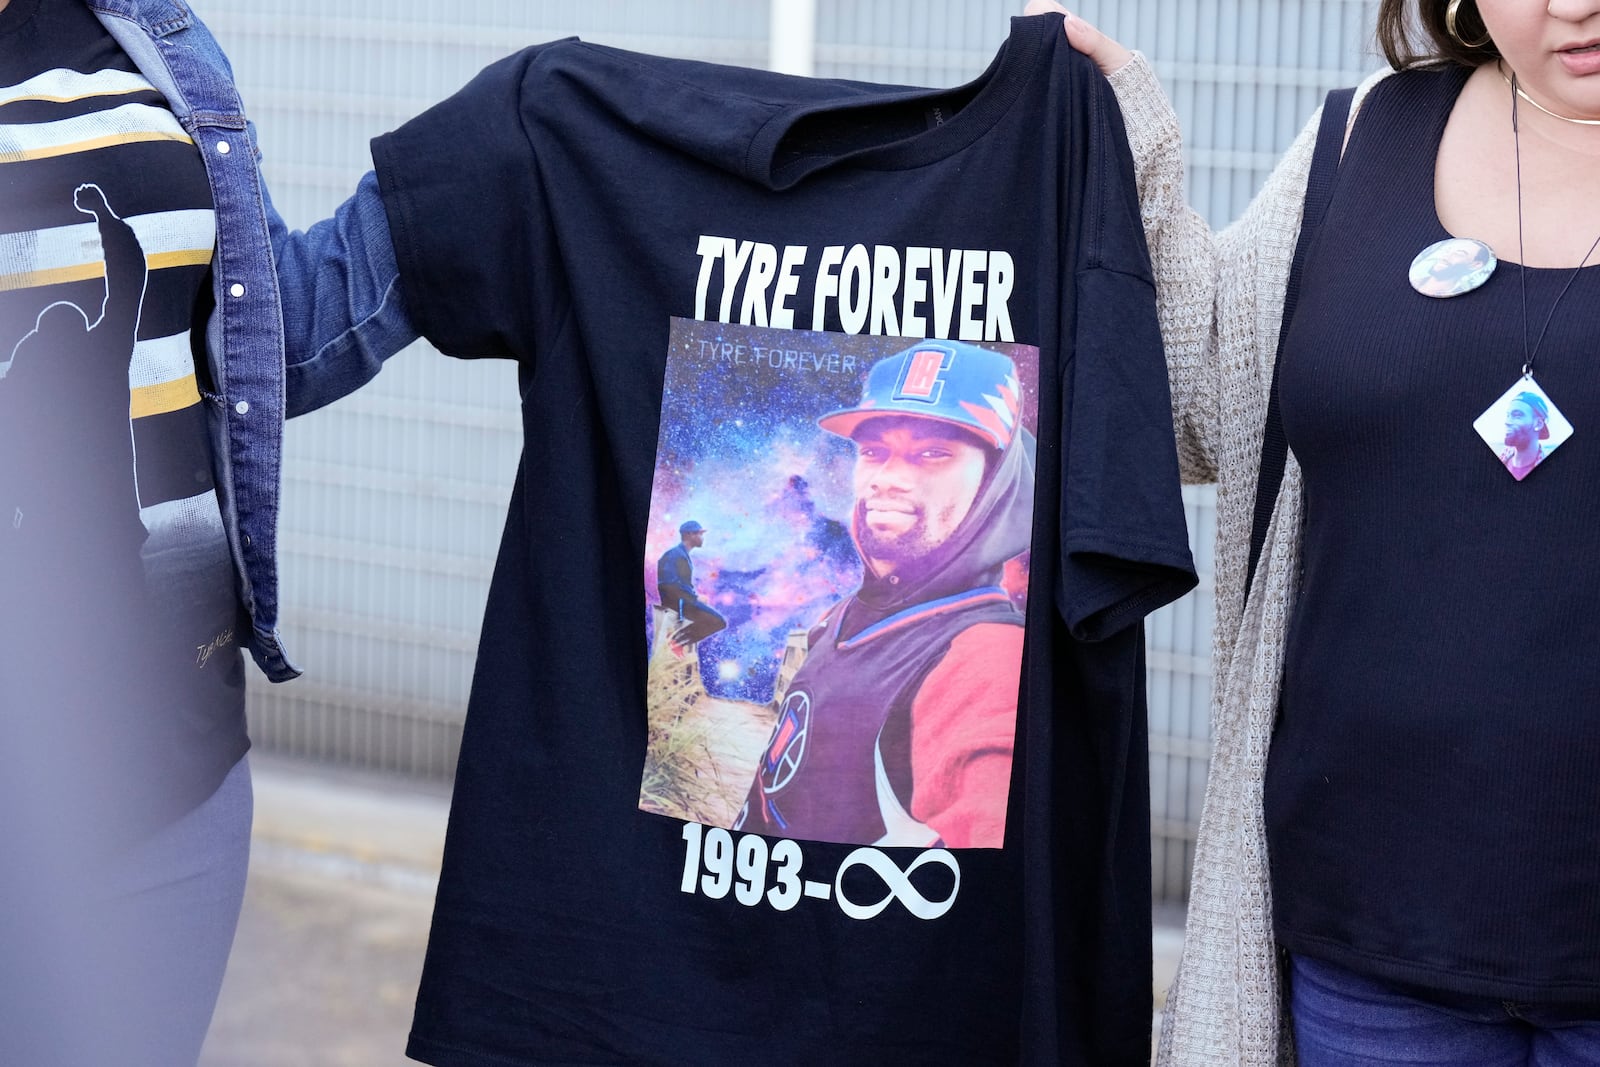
left=862, top=537, right=906, bottom=561
left=862, top=534, right=927, bottom=566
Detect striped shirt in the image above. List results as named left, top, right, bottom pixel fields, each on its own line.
left=0, top=0, right=245, bottom=822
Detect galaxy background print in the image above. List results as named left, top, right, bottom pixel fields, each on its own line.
left=643, top=318, right=1039, bottom=704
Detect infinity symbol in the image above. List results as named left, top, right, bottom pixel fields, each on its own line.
left=833, top=847, right=960, bottom=921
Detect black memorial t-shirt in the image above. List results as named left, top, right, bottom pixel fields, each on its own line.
left=0, top=0, right=246, bottom=839
left=376, top=15, right=1195, bottom=1066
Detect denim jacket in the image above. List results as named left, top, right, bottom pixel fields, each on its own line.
left=86, top=0, right=415, bottom=681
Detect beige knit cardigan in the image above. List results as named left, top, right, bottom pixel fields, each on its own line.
left=1104, top=54, right=1399, bottom=1066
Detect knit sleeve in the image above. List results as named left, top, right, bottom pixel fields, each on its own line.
left=1105, top=53, right=1322, bottom=488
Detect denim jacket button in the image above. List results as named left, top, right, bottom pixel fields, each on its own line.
left=229, top=282, right=245, bottom=297
left=234, top=399, right=250, bottom=415
left=215, top=139, right=231, bottom=154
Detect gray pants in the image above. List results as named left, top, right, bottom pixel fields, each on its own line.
left=0, top=757, right=252, bottom=1066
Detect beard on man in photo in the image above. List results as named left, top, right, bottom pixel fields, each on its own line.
left=821, top=340, right=1035, bottom=633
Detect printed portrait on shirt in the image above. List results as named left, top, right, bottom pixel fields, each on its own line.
left=0, top=173, right=238, bottom=681
left=640, top=318, right=1038, bottom=849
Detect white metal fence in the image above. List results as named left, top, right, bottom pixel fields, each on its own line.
left=209, top=0, right=1383, bottom=901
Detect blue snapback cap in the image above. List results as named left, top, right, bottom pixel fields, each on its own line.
left=818, top=340, right=1022, bottom=450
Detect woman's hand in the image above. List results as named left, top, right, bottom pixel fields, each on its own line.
left=1023, top=2, right=1133, bottom=77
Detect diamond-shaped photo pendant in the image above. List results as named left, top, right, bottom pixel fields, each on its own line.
left=1472, top=376, right=1573, bottom=482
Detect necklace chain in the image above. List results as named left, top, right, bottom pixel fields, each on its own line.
left=1510, top=71, right=1600, bottom=377
left=1498, top=61, right=1600, bottom=127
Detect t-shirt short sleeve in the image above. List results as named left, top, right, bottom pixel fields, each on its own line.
left=1057, top=76, right=1197, bottom=641
left=371, top=45, right=559, bottom=363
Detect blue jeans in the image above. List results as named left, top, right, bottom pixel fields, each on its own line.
left=1291, top=953, right=1600, bottom=1067
left=670, top=598, right=729, bottom=648
left=0, top=757, right=252, bottom=1066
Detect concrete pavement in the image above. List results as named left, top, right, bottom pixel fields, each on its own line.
left=246, top=755, right=449, bottom=896
left=200, top=758, right=447, bottom=1067
left=204, top=755, right=1185, bottom=1065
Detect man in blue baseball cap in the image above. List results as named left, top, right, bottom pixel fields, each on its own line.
left=656, top=519, right=726, bottom=657
left=736, top=340, right=1036, bottom=849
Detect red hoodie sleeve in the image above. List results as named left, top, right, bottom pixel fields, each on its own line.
left=907, top=623, right=1024, bottom=849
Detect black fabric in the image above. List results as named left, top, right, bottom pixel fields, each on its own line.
left=0, top=0, right=245, bottom=839
left=377, top=16, right=1195, bottom=1065
left=1245, top=86, right=1353, bottom=603
left=1268, top=66, right=1600, bottom=1003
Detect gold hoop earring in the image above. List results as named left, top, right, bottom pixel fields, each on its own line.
left=1445, top=0, right=1493, bottom=49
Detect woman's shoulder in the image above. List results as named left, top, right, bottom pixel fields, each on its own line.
left=1349, top=61, right=1472, bottom=131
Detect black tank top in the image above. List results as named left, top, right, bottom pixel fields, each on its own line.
left=1268, top=66, right=1600, bottom=1002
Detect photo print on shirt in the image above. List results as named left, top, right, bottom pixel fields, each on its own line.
left=641, top=317, right=1039, bottom=850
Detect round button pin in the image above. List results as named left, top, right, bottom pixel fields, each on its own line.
left=1410, top=237, right=1496, bottom=298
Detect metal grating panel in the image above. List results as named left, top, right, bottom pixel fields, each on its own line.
left=210, top=0, right=1380, bottom=900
